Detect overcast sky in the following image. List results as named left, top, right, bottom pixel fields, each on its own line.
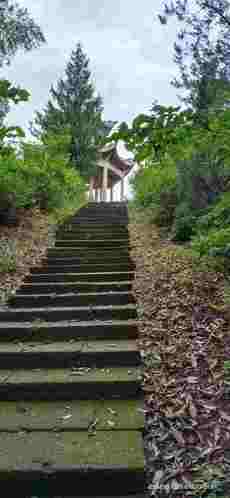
left=3, top=0, right=180, bottom=137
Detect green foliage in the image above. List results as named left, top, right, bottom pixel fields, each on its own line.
left=159, top=0, right=230, bottom=118
left=0, top=79, right=30, bottom=153
left=32, top=42, right=107, bottom=178
left=190, top=191, right=230, bottom=256
left=195, top=192, right=230, bottom=233
left=0, top=238, right=17, bottom=273
left=0, top=134, right=86, bottom=214
left=191, top=227, right=230, bottom=257
left=130, top=161, right=177, bottom=226
left=108, top=104, right=194, bottom=164
left=0, top=0, right=45, bottom=67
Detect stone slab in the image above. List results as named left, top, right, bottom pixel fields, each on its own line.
left=17, top=282, right=132, bottom=294
left=9, top=291, right=134, bottom=308
left=0, top=304, right=137, bottom=322
left=0, top=339, right=140, bottom=368
left=0, top=430, right=144, bottom=467
left=25, top=271, right=135, bottom=283
left=0, top=432, right=145, bottom=495
left=30, top=264, right=134, bottom=274
left=0, top=320, right=139, bottom=341
left=0, top=398, right=144, bottom=430
left=0, top=366, right=142, bottom=400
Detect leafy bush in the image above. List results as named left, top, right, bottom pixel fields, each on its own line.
left=0, top=145, right=86, bottom=215
left=189, top=191, right=230, bottom=257
left=173, top=202, right=199, bottom=241
left=130, top=162, right=177, bottom=226
left=195, top=192, right=230, bottom=233
left=191, top=227, right=230, bottom=256
left=0, top=238, right=17, bottom=273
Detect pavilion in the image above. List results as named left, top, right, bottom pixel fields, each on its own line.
left=88, top=142, right=134, bottom=202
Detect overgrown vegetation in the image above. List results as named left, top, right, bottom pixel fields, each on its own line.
left=109, top=102, right=230, bottom=266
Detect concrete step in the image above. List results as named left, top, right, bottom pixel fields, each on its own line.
left=60, top=225, right=129, bottom=232
left=55, top=239, right=129, bottom=247
left=47, top=248, right=130, bottom=258
left=70, top=220, right=128, bottom=226
left=9, top=291, right=135, bottom=308
left=68, top=213, right=127, bottom=219
left=0, top=431, right=144, bottom=496
left=44, top=256, right=132, bottom=265
left=0, top=340, right=140, bottom=368
left=58, top=234, right=129, bottom=242
left=30, top=264, right=134, bottom=274
left=0, top=366, right=142, bottom=400
left=0, top=398, right=144, bottom=430
left=24, top=271, right=135, bottom=283
left=16, top=281, right=132, bottom=294
left=56, top=237, right=129, bottom=247
left=59, top=227, right=128, bottom=233
left=0, top=320, right=139, bottom=341
left=0, top=304, right=137, bottom=322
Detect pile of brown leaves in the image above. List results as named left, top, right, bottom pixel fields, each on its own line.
left=0, top=208, right=51, bottom=304
left=129, top=212, right=229, bottom=497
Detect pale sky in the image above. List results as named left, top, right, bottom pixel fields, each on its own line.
left=2, top=0, right=180, bottom=199
left=3, top=0, right=180, bottom=133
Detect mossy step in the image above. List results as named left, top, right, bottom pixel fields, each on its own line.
left=59, top=230, right=129, bottom=237
left=45, top=256, right=132, bottom=264
left=30, top=264, right=134, bottom=274
left=15, top=281, right=132, bottom=296
left=25, top=271, right=135, bottom=283
left=0, top=430, right=143, bottom=466
left=0, top=431, right=144, bottom=495
left=69, top=222, right=128, bottom=227
left=17, top=281, right=132, bottom=294
left=0, top=366, right=142, bottom=400
left=0, top=398, right=144, bottom=430
left=9, top=291, right=135, bottom=308
left=59, top=232, right=129, bottom=238
left=0, top=304, right=137, bottom=322
left=0, top=339, right=140, bottom=368
left=55, top=239, right=129, bottom=246
left=0, top=320, right=139, bottom=341
left=47, top=249, right=130, bottom=258
left=18, top=280, right=132, bottom=296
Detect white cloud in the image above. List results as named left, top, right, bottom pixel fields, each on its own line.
left=3, top=0, right=180, bottom=134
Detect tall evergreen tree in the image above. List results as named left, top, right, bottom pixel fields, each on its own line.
left=33, top=43, right=113, bottom=178
left=159, top=0, right=230, bottom=120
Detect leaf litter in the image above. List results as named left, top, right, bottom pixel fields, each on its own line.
left=128, top=210, right=229, bottom=497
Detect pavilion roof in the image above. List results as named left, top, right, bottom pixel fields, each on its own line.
left=100, top=142, right=134, bottom=177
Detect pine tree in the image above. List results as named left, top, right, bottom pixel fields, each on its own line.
left=33, top=43, right=112, bottom=178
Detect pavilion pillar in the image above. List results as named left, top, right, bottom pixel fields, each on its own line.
left=110, top=186, right=114, bottom=202
left=102, top=165, right=108, bottom=202
left=120, top=177, right=125, bottom=201
left=95, top=189, right=99, bottom=202
left=89, top=177, right=94, bottom=201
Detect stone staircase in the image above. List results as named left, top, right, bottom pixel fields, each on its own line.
left=0, top=202, right=145, bottom=497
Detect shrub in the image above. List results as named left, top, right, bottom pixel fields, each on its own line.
left=130, top=162, right=177, bottom=226
left=0, top=238, right=17, bottom=273
left=0, top=148, right=86, bottom=215
left=191, top=227, right=230, bottom=256
left=195, top=191, right=230, bottom=233
left=173, top=202, right=200, bottom=241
